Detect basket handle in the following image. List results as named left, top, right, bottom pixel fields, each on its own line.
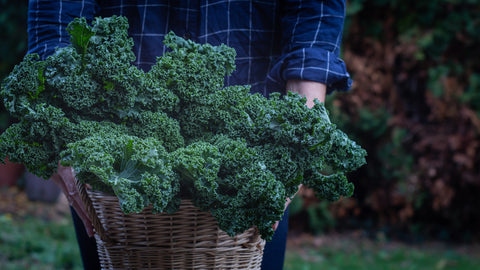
left=75, top=179, right=109, bottom=242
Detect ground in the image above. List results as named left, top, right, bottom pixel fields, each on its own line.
left=0, top=185, right=70, bottom=222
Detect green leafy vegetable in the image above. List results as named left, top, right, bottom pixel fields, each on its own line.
left=64, top=132, right=179, bottom=214
left=0, top=16, right=366, bottom=240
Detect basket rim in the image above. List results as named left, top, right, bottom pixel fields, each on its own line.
left=76, top=179, right=265, bottom=246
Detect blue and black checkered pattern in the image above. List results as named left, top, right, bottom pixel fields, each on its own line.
left=28, top=0, right=351, bottom=95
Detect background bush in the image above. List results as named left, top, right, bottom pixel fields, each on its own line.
left=0, top=0, right=28, bottom=131
left=291, top=0, right=480, bottom=243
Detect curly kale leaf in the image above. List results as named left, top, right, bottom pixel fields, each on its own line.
left=177, top=85, right=258, bottom=143
left=66, top=16, right=95, bottom=71
left=47, top=16, right=143, bottom=121
left=0, top=122, right=51, bottom=178
left=208, top=90, right=366, bottom=201
left=317, top=128, right=367, bottom=173
left=44, top=46, right=103, bottom=118
left=61, top=133, right=179, bottom=214
left=0, top=103, right=73, bottom=179
left=209, top=135, right=286, bottom=240
left=1, top=54, right=49, bottom=118
left=170, top=141, right=221, bottom=209
left=148, top=32, right=236, bottom=104
left=253, top=144, right=304, bottom=197
left=130, top=111, right=184, bottom=152
left=306, top=172, right=354, bottom=202
left=136, top=73, right=179, bottom=114
left=168, top=135, right=286, bottom=240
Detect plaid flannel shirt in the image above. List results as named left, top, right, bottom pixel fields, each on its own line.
left=28, top=0, right=351, bottom=95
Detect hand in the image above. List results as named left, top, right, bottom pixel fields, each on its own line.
left=272, top=184, right=304, bottom=231
left=286, top=79, right=326, bottom=108
left=50, top=163, right=94, bottom=237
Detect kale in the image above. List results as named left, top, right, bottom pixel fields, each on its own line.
left=62, top=132, right=180, bottom=214
left=0, top=16, right=366, bottom=240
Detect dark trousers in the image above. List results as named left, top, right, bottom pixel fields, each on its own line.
left=71, top=207, right=288, bottom=270
left=260, top=207, right=289, bottom=270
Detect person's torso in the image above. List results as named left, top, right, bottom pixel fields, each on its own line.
left=97, top=0, right=283, bottom=95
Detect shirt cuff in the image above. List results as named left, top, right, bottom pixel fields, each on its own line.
left=266, top=47, right=352, bottom=94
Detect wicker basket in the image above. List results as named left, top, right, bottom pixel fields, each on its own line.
left=77, top=181, right=266, bottom=269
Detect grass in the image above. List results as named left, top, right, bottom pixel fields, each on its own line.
left=0, top=214, right=82, bottom=270
left=284, top=234, right=480, bottom=270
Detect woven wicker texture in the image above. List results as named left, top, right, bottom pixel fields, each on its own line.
left=77, top=182, right=266, bottom=269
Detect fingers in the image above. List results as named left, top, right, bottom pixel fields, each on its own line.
left=272, top=220, right=279, bottom=231
left=286, top=80, right=326, bottom=108
left=284, top=184, right=303, bottom=211
left=273, top=184, right=304, bottom=231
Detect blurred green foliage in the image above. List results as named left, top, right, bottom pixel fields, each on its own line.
left=0, top=0, right=28, bottom=78
left=290, top=0, right=480, bottom=242
left=346, top=0, right=480, bottom=104
left=285, top=235, right=480, bottom=270
left=0, top=214, right=82, bottom=270
left=0, top=1, right=28, bottom=131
